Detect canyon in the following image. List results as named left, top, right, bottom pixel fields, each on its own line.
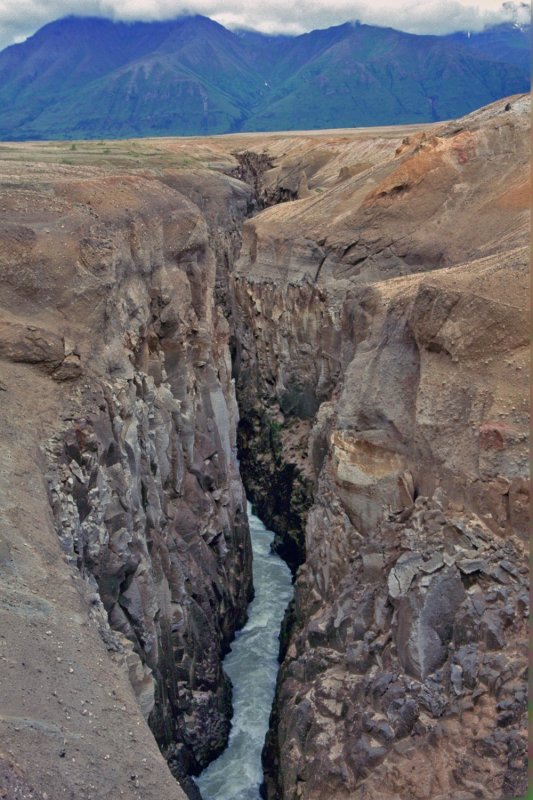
left=0, top=93, right=529, bottom=800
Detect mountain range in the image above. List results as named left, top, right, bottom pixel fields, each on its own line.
left=0, top=14, right=530, bottom=140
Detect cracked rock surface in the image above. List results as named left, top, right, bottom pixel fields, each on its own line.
left=0, top=161, right=254, bottom=798
left=228, top=96, right=529, bottom=800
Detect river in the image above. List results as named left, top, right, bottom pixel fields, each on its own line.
left=195, top=503, right=293, bottom=800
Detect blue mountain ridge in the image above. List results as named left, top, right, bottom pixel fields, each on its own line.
left=0, top=14, right=529, bottom=139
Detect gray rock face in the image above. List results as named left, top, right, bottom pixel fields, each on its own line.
left=47, top=370, right=251, bottom=778
left=0, top=161, right=254, bottom=796
left=262, top=495, right=528, bottom=800
left=44, top=173, right=255, bottom=783
left=395, top=566, right=466, bottom=680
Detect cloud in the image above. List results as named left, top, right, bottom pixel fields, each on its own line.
left=0, top=0, right=530, bottom=51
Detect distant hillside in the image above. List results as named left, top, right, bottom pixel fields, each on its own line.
left=0, top=15, right=529, bottom=139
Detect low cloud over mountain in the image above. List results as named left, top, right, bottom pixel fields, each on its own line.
left=0, top=0, right=530, bottom=50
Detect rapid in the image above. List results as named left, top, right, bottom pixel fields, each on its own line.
left=195, top=504, right=293, bottom=800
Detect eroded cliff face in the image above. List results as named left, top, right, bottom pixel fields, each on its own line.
left=229, top=96, right=530, bottom=800
left=0, top=163, right=254, bottom=798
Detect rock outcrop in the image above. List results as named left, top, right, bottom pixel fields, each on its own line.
left=0, top=162, right=254, bottom=797
left=228, top=95, right=529, bottom=800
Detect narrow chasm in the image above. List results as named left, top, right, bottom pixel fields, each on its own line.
left=189, top=152, right=315, bottom=798
left=194, top=505, right=293, bottom=800
left=189, top=153, right=333, bottom=799
left=43, top=156, right=311, bottom=800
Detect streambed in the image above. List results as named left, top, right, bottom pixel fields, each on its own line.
left=195, top=504, right=293, bottom=800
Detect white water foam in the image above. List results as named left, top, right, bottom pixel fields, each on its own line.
left=194, top=503, right=293, bottom=800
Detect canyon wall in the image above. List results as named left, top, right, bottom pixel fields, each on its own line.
left=0, top=161, right=255, bottom=798
left=230, top=96, right=530, bottom=800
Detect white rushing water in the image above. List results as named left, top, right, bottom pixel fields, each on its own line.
left=195, top=503, right=293, bottom=800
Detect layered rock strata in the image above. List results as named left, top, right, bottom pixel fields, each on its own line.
left=228, top=96, right=530, bottom=800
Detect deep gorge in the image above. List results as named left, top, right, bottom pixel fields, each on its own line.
left=195, top=506, right=293, bottom=800
left=41, top=149, right=326, bottom=798
left=0, top=94, right=529, bottom=800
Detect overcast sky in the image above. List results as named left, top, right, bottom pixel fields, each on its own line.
left=0, top=0, right=530, bottom=51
